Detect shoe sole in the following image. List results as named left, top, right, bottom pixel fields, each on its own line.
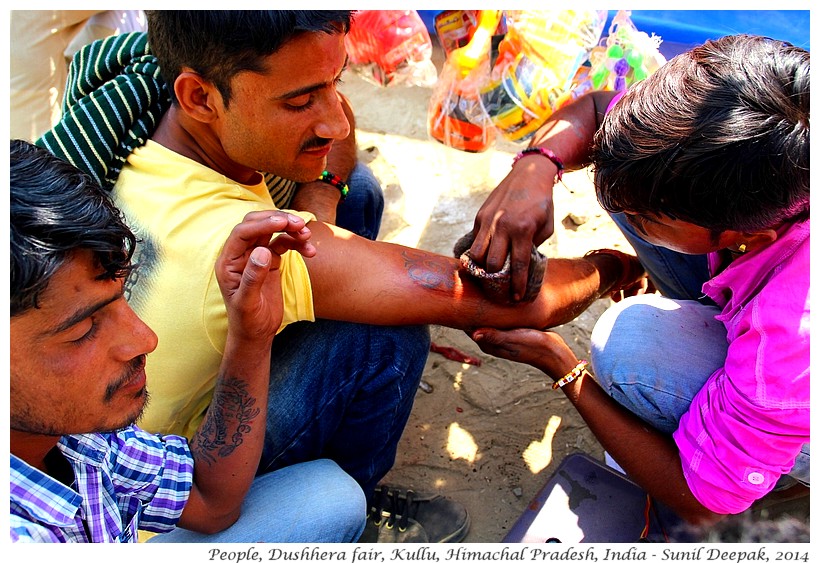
left=436, top=511, right=471, bottom=543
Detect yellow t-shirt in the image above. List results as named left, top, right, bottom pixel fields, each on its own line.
left=112, top=140, right=315, bottom=438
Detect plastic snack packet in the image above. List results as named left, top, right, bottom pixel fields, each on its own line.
left=427, top=10, right=503, bottom=152
left=479, top=10, right=607, bottom=143
left=345, top=10, right=437, bottom=87
left=584, top=10, right=667, bottom=94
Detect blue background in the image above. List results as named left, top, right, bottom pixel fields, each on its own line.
left=418, top=10, right=811, bottom=58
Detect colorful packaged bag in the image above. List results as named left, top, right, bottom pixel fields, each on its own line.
left=345, top=10, right=437, bottom=87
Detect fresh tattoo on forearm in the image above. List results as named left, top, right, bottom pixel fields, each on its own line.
left=401, top=249, right=456, bottom=291
left=192, top=377, right=260, bottom=466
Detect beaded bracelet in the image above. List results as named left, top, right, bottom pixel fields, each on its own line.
left=512, top=147, right=564, bottom=181
left=318, top=170, right=349, bottom=200
left=552, top=359, right=589, bottom=390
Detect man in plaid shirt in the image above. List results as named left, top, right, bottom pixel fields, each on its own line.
left=9, top=139, right=366, bottom=543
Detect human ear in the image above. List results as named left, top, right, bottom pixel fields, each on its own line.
left=736, top=229, right=778, bottom=253
left=173, top=70, right=221, bottom=124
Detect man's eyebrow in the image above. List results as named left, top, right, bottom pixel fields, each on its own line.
left=48, top=290, right=123, bottom=335
left=275, top=56, right=349, bottom=100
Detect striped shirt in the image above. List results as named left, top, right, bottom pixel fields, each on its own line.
left=10, top=426, right=193, bottom=543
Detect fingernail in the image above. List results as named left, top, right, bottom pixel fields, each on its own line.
left=250, top=247, right=269, bottom=267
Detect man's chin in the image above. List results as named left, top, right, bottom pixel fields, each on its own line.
left=109, top=387, right=150, bottom=432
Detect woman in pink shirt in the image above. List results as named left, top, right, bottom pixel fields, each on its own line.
left=467, top=34, right=809, bottom=524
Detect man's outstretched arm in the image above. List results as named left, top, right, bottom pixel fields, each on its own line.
left=304, top=221, right=638, bottom=332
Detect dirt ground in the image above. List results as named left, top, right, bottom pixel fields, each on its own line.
left=338, top=46, right=635, bottom=543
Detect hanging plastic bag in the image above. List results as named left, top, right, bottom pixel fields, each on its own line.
left=427, top=10, right=503, bottom=153
left=344, top=10, right=437, bottom=87
left=433, top=10, right=480, bottom=57
left=478, top=10, right=608, bottom=143
left=581, top=10, right=667, bottom=95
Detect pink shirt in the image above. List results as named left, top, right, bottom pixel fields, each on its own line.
left=673, top=219, right=810, bottom=513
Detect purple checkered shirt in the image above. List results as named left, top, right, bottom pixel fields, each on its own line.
left=10, top=425, right=193, bottom=542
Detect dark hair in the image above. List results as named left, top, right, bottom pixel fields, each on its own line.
left=10, top=140, right=136, bottom=317
left=146, top=10, right=352, bottom=106
left=592, top=34, right=809, bottom=234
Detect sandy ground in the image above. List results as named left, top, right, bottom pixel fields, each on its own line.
left=338, top=47, right=636, bottom=542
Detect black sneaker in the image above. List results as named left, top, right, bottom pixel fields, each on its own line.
left=357, top=485, right=470, bottom=543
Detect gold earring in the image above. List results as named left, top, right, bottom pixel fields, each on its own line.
left=737, top=243, right=747, bottom=253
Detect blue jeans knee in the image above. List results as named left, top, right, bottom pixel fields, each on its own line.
left=150, top=459, right=366, bottom=542
left=590, top=294, right=727, bottom=434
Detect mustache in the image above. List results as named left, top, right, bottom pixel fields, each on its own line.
left=300, top=137, right=332, bottom=152
left=104, top=355, right=147, bottom=402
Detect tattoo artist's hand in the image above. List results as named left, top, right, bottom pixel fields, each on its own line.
left=215, top=211, right=317, bottom=344
left=469, top=327, right=577, bottom=382
left=468, top=156, right=557, bottom=301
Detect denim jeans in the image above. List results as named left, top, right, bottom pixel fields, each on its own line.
left=609, top=212, right=714, bottom=303
left=335, top=162, right=384, bottom=241
left=149, top=459, right=366, bottom=542
left=259, top=319, right=431, bottom=502
left=258, top=163, right=428, bottom=502
left=590, top=290, right=809, bottom=485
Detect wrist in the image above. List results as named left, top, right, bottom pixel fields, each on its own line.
left=551, top=359, right=589, bottom=390
left=584, top=249, right=640, bottom=295
left=512, top=147, right=564, bottom=181
left=225, top=331, right=275, bottom=353
left=316, top=170, right=349, bottom=200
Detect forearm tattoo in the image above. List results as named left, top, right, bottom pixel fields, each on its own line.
left=401, top=249, right=456, bottom=291
left=192, top=377, right=260, bottom=466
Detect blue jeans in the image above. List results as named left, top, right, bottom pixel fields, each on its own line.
left=609, top=212, right=714, bottom=303
left=149, top=459, right=366, bottom=542
left=260, top=320, right=431, bottom=502
left=604, top=213, right=810, bottom=483
left=335, top=162, right=384, bottom=241
left=261, top=164, right=427, bottom=503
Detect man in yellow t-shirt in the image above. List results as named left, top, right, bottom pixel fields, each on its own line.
left=49, top=11, right=644, bottom=543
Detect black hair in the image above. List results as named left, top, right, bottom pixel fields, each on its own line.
left=592, top=34, right=809, bottom=234
left=146, top=10, right=352, bottom=106
left=10, top=139, right=136, bottom=317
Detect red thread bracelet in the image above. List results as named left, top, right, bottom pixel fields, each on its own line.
left=512, top=147, right=564, bottom=181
